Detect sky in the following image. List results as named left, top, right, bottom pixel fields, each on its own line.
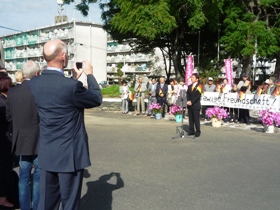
left=0, top=0, right=103, bottom=36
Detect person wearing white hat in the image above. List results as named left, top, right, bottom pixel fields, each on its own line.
left=201, top=77, right=216, bottom=120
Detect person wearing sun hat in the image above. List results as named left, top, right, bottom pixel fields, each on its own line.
left=237, top=73, right=251, bottom=93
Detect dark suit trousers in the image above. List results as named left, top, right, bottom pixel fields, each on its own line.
left=239, top=109, right=250, bottom=123
left=188, top=108, right=201, bottom=135
left=0, top=139, right=13, bottom=197
left=157, top=97, right=166, bottom=117
left=39, top=169, right=84, bottom=210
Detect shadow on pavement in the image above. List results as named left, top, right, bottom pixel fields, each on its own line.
left=80, top=172, right=124, bottom=210
left=250, top=127, right=265, bottom=132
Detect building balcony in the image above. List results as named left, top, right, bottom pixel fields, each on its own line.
left=5, top=62, right=16, bottom=71
left=107, top=47, right=116, bottom=53
left=3, top=40, right=15, bottom=48
left=119, top=46, right=131, bottom=52
left=106, top=65, right=150, bottom=73
left=107, top=66, right=117, bottom=73
left=15, top=62, right=23, bottom=69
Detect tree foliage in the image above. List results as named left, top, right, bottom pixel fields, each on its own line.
left=99, top=0, right=217, bottom=79
left=220, top=0, right=280, bottom=76
left=68, top=0, right=280, bottom=80
left=63, top=0, right=98, bottom=16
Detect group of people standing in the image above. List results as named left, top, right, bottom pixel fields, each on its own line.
left=120, top=74, right=202, bottom=137
left=1, top=64, right=41, bottom=209
left=202, top=73, right=279, bottom=124
left=0, top=39, right=102, bottom=210
left=119, top=71, right=279, bottom=135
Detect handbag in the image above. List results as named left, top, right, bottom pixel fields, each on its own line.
left=127, top=93, right=134, bottom=101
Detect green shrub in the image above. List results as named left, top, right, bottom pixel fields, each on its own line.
left=101, top=85, right=135, bottom=98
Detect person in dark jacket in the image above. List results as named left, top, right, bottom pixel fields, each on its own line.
left=156, top=76, right=168, bottom=118
left=187, top=73, right=202, bottom=137
left=0, top=76, right=14, bottom=208
left=6, top=61, right=40, bottom=210
left=29, top=39, right=102, bottom=210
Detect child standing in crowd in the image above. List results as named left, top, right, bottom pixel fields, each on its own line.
left=119, top=80, right=130, bottom=114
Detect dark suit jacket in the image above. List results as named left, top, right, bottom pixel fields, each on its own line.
left=0, top=94, right=11, bottom=147
left=187, top=83, right=202, bottom=110
left=6, top=80, right=39, bottom=155
left=29, top=70, right=102, bottom=172
left=156, top=83, right=168, bottom=103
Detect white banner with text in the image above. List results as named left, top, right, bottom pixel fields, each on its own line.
left=201, top=92, right=280, bottom=112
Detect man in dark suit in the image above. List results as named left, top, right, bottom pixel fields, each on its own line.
left=29, top=39, right=102, bottom=210
left=6, top=61, right=40, bottom=210
left=156, top=76, right=168, bottom=117
left=187, top=73, right=202, bottom=137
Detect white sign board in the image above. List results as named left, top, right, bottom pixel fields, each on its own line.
left=201, top=92, right=280, bottom=112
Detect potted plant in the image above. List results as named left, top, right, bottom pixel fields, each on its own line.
left=206, top=106, right=228, bottom=127
left=169, top=104, right=184, bottom=123
left=258, top=109, right=280, bottom=133
left=149, top=102, right=162, bottom=120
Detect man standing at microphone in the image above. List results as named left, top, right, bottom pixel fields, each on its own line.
left=187, top=73, right=202, bottom=137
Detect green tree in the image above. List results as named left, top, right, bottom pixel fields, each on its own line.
left=100, top=0, right=221, bottom=80
left=63, top=0, right=98, bottom=16
left=220, top=0, right=280, bottom=78
left=115, top=63, right=124, bottom=77
left=64, top=0, right=280, bottom=80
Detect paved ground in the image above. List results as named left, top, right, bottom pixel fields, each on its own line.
left=6, top=109, right=279, bottom=210
left=78, top=109, right=280, bottom=210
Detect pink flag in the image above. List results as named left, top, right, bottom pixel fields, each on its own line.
left=185, top=55, right=194, bottom=86
left=224, top=59, right=233, bottom=87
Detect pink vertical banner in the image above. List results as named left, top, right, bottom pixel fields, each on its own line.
left=185, top=55, right=194, bottom=86
left=224, top=59, right=233, bottom=87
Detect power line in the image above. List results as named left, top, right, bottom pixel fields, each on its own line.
left=0, top=25, right=23, bottom=33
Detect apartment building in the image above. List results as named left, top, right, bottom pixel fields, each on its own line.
left=0, top=21, right=107, bottom=83
left=106, top=34, right=155, bottom=83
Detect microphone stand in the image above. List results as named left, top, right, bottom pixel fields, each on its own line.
left=172, top=89, right=195, bottom=139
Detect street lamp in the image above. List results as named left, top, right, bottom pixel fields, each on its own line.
left=256, top=57, right=270, bottom=83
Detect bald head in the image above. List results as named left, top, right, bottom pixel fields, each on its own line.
left=43, top=39, right=67, bottom=68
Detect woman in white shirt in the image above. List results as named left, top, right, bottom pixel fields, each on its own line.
left=221, top=78, right=232, bottom=93
left=119, top=80, right=130, bottom=114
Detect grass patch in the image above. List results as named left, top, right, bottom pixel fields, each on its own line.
left=101, top=85, right=135, bottom=98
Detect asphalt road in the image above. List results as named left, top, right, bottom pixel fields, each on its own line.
left=80, top=109, right=280, bottom=210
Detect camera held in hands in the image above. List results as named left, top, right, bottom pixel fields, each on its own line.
left=76, top=62, right=83, bottom=69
